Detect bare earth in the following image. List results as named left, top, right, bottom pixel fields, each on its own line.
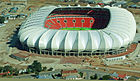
left=0, top=0, right=140, bottom=77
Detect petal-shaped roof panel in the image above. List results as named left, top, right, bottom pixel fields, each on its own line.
left=18, top=6, right=136, bottom=53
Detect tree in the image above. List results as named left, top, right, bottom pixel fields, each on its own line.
left=42, top=67, right=47, bottom=71
left=0, top=16, right=5, bottom=23
left=0, top=67, right=3, bottom=73
left=32, top=60, right=42, bottom=72
left=102, top=75, right=112, bottom=80
left=94, top=74, right=98, bottom=79
left=90, top=76, right=94, bottom=79
left=13, top=70, right=19, bottom=76
left=79, top=72, right=83, bottom=78
left=27, top=60, right=42, bottom=75
left=3, top=65, right=13, bottom=73
left=127, top=2, right=135, bottom=6
left=35, top=71, right=39, bottom=76
left=55, top=73, right=61, bottom=77
left=48, top=67, right=53, bottom=71
left=90, top=74, right=98, bottom=80
left=27, top=65, right=34, bottom=73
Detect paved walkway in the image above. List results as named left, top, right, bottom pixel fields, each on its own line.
left=129, top=44, right=140, bottom=60
left=103, top=44, right=140, bottom=65
left=98, top=66, right=140, bottom=73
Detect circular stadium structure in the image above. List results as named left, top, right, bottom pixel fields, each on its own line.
left=18, top=6, right=136, bottom=56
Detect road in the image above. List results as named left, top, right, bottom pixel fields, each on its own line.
left=129, top=44, right=140, bottom=60
left=77, top=69, right=109, bottom=79
left=98, top=66, right=140, bottom=74
left=14, top=69, right=61, bottom=79
left=14, top=69, right=109, bottom=79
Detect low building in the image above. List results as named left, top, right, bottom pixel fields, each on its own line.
left=19, top=69, right=27, bottom=74
left=65, top=75, right=78, bottom=80
left=10, top=0, right=27, bottom=5
left=9, top=53, right=29, bottom=61
left=57, top=0, right=76, bottom=2
left=61, top=69, right=79, bottom=78
left=9, top=7, right=18, bottom=13
left=110, top=72, right=118, bottom=78
left=102, top=0, right=112, bottom=4
left=0, top=71, right=10, bottom=75
left=4, top=20, right=8, bottom=23
left=10, top=0, right=27, bottom=1
left=80, top=0, right=95, bottom=4
left=118, top=74, right=127, bottom=79
left=8, top=15, right=17, bottom=20
left=36, top=75, right=53, bottom=79
left=105, top=55, right=126, bottom=62
left=111, top=1, right=126, bottom=8
left=0, top=24, right=6, bottom=27
left=110, top=72, right=127, bottom=80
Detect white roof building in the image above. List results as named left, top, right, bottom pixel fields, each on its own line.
left=18, top=6, right=136, bottom=56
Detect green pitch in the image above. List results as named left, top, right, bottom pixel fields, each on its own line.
left=61, top=27, right=96, bottom=30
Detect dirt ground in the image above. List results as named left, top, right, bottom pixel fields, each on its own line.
left=0, top=0, right=140, bottom=76
left=127, top=8, right=140, bottom=26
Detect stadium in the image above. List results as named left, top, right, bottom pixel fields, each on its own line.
left=18, top=6, right=136, bottom=56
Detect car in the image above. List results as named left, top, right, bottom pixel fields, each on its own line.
left=0, top=24, right=6, bottom=27
left=94, top=67, right=99, bottom=70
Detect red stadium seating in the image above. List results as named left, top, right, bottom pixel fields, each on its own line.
left=65, top=17, right=74, bottom=27
left=44, top=14, right=95, bottom=29
left=74, top=17, right=83, bottom=27
left=44, top=20, right=52, bottom=28
left=57, top=18, right=66, bottom=28
left=49, top=18, right=61, bottom=29
left=84, top=18, right=95, bottom=28
left=46, top=8, right=111, bottom=29
left=83, top=18, right=91, bottom=28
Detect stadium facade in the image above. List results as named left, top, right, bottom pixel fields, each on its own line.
left=18, top=6, right=136, bottom=56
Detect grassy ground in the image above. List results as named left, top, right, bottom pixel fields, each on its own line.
left=61, top=27, right=96, bottom=30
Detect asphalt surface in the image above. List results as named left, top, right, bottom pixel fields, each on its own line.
left=14, top=69, right=110, bottom=79
left=98, top=66, right=140, bottom=74
left=77, top=69, right=109, bottom=79
left=13, top=70, right=61, bottom=79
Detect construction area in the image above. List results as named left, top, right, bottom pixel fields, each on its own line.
left=0, top=0, right=140, bottom=78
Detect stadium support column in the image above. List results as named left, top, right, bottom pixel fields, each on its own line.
left=64, top=51, right=66, bottom=57
left=90, top=52, right=92, bottom=57
left=35, top=49, right=38, bottom=54
left=42, top=50, right=44, bottom=54
left=81, top=52, right=83, bottom=57
left=22, top=44, right=24, bottom=50
left=68, top=52, right=70, bottom=56
left=47, top=51, right=49, bottom=55
left=56, top=52, right=58, bottom=56
left=103, top=50, right=106, bottom=57
left=29, top=48, right=31, bottom=53
left=115, top=49, right=118, bottom=55
left=40, top=50, right=42, bottom=54
left=52, top=50, right=54, bottom=56
left=91, top=51, right=94, bottom=57
left=78, top=51, right=79, bottom=57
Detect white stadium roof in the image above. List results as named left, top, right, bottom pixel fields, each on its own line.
left=18, top=6, right=136, bottom=52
